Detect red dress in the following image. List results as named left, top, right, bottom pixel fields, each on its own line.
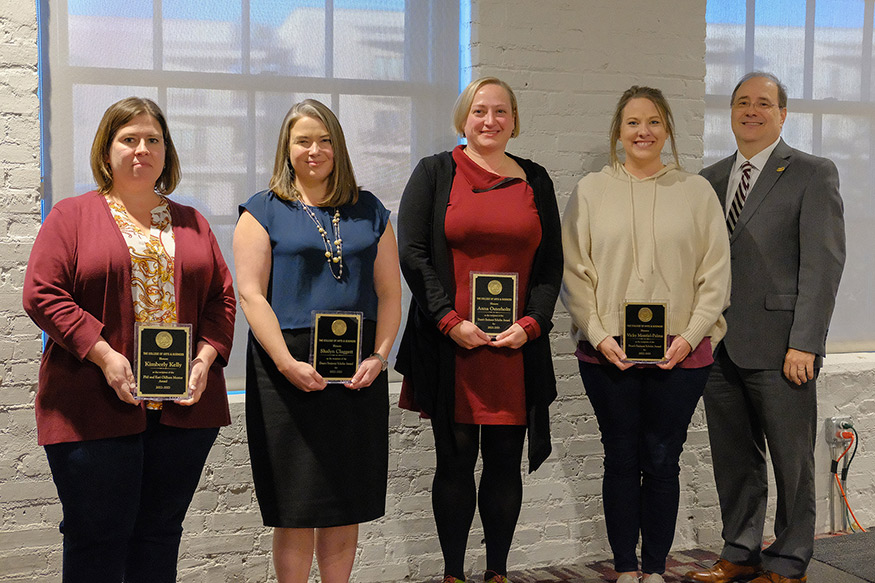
left=440, top=146, right=542, bottom=425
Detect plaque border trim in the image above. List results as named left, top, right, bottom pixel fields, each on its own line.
left=470, top=271, right=519, bottom=336
left=621, top=300, right=669, bottom=364
left=310, top=310, right=364, bottom=382
left=134, top=322, right=192, bottom=400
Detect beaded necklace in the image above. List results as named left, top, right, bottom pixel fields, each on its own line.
left=300, top=200, right=343, bottom=281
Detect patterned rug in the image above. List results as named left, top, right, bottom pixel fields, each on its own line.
left=500, top=548, right=721, bottom=582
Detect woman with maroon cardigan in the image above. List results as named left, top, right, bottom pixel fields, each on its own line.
left=396, top=77, right=562, bottom=583
left=22, top=97, right=235, bottom=583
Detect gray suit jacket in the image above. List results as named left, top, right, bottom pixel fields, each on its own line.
left=701, top=139, right=845, bottom=370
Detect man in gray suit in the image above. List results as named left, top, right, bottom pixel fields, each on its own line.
left=684, top=73, right=845, bottom=583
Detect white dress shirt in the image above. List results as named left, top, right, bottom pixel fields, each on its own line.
left=724, top=136, right=782, bottom=218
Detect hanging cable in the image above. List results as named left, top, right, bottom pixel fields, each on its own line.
left=833, top=430, right=866, bottom=533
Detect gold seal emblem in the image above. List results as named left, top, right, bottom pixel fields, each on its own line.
left=331, top=319, right=348, bottom=336
left=638, top=307, right=653, bottom=323
left=487, top=280, right=503, bottom=295
left=155, top=331, right=173, bottom=349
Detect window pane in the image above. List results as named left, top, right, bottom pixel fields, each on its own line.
left=813, top=0, right=864, bottom=101
left=824, top=114, right=873, bottom=345
left=251, top=1, right=326, bottom=76
left=167, top=88, right=249, bottom=218
left=705, top=0, right=746, bottom=96
left=72, top=85, right=158, bottom=193
left=703, top=108, right=737, bottom=166
left=781, top=112, right=813, bottom=153
left=339, top=94, right=411, bottom=212
left=334, top=1, right=405, bottom=80
left=68, top=0, right=153, bottom=69
left=47, top=0, right=460, bottom=381
left=163, top=0, right=243, bottom=73
left=211, top=221, right=246, bottom=375
left=753, top=0, right=807, bottom=98
left=871, top=7, right=875, bottom=101
left=822, top=114, right=872, bottom=217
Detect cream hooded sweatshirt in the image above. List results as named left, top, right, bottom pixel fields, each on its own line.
left=561, top=163, right=731, bottom=352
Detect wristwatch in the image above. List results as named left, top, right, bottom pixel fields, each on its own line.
left=369, top=352, right=388, bottom=371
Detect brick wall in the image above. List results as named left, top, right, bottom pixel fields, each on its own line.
left=0, top=0, right=51, bottom=579
left=2, top=1, right=874, bottom=581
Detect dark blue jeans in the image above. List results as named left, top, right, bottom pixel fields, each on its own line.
left=579, top=361, right=710, bottom=574
left=44, top=411, right=219, bottom=583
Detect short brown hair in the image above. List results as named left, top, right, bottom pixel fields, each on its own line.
left=609, top=85, right=679, bottom=169
left=90, top=97, right=180, bottom=195
left=730, top=71, right=788, bottom=109
left=452, top=77, right=520, bottom=138
left=269, top=99, right=359, bottom=207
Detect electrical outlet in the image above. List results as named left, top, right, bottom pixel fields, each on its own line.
left=825, top=416, right=853, bottom=446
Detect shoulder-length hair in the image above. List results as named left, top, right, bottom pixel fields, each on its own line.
left=609, top=85, right=680, bottom=169
left=90, top=97, right=180, bottom=195
left=269, top=99, right=358, bottom=207
left=452, top=76, right=520, bottom=138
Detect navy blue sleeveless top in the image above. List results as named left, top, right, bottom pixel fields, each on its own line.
left=239, top=189, right=390, bottom=329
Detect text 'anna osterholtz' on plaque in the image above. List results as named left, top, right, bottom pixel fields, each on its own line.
left=311, top=311, right=363, bottom=382
left=135, top=323, right=192, bottom=400
left=470, top=272, right=518, bottom=337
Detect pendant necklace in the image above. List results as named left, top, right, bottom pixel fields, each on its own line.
left=300, top=200, right=343, bottom=281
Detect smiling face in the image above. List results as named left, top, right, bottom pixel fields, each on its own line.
left=288, top=115, right=335, bottom=191
left=731, top=76, right=787, bottom=158
left=106, top=113, right=166, bottom=194
left=619, top=97, right=667, bottom=175
left=463, top=83, right=515, bottom=155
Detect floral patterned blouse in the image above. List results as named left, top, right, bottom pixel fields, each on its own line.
left=107, top=195, right=177, bottom=408
left=107, top=196, right=177, bottom=323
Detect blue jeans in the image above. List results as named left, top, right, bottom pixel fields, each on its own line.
left=44, top=411, right=219, bottom=583
left=579, top=361, right=710, bottom=574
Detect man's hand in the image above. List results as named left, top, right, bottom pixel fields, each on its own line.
left=783, top=348, right=816, bottom=385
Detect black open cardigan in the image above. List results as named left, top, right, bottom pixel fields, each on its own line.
left=395, top=150, right=563, bottom=472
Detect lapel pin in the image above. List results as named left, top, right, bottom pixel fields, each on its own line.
left=776, top=166, right=785, bottom=172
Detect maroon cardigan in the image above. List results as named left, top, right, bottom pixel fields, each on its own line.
left=23, top=191, right=236, bottom=445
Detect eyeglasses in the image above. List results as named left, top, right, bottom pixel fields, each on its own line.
left=732, top=99, right=782, bottom=111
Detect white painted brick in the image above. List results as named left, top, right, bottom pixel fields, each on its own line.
left=207, top=511, right=264, bottom=531
left=354, top=563, right=410, bottom=583
left=181, top=533, right=256, bottom=556
left=0, top=549, right=49, bottom=576
left=0, top=142, right=38, bottom=164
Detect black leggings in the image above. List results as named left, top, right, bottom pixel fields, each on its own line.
left=431, top=421, right=527, bottom=580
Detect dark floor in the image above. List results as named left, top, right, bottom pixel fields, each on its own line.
left=495, top=546, right=870, bottom=583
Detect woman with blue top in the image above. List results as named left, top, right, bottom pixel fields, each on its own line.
left=233, top=99, right=401, bottom=583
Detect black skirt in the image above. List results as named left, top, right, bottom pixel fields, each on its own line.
left=245, top=321, right=389, bottom=527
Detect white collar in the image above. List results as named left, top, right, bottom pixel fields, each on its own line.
left=733, top=136, right=781, bottom=174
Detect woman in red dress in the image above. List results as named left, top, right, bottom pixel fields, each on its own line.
left=396, top=77, right=563, bottom=583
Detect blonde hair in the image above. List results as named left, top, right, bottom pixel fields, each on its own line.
left=269, top=99, right=359, bottom=207
left=452, top=77, right=520, bottom=138
left=609, top=85, right=679, bottom=169
left=90, top=97, right=180, bottom=195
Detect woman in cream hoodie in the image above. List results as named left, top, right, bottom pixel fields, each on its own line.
left=561, top=86, right=730, bottom=583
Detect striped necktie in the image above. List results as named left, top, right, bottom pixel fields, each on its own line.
left=727, top=161, right=753, bottom=233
